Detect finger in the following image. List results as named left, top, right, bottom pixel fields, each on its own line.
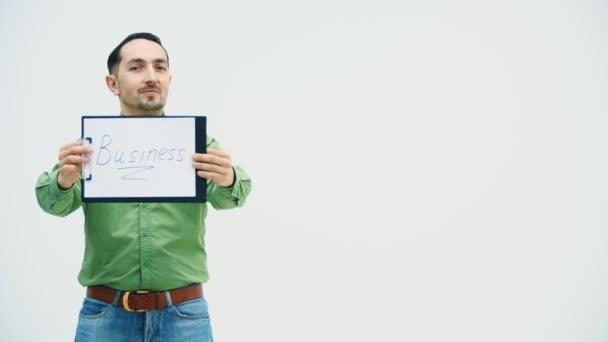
left=59, top=145, right=92, bottom=159
left=59, top=164, right=82, bottom=174
left=206, top=148, right=231, bottom=159
left=197, top=170, right=223, bottom=181
left=191, top=153, right=204, bottom=162
left=192, top=153, right=231, bottom=167
left=60, top=140, right=83, bottom=152
left=191, top=161, right=228, bottom=175
left=58, top=146, right=94, bottom=160
left=59, top=155, right=90, bottom=167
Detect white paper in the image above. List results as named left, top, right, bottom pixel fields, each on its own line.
left=81, top=116, right=197, bottom=199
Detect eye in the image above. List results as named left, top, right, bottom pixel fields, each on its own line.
left=157, top=66, right=167, bottom=71
left=129, top=66, right=140, bottom=71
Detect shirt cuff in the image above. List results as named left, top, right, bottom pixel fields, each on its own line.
left=50, top=170, right=74, bottom=198
left=215, top=165, right=250, bottom=205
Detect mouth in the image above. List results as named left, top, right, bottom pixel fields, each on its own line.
left=140, top=88, right=160, bottom=96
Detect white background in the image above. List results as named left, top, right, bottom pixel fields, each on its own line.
left=1, top=0, right=607, bottom=341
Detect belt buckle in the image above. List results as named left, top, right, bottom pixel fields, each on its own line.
left=123, top=290, right=150, bottom=312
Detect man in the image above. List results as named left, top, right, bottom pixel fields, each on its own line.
left=35, top=32, right=251, bottom=341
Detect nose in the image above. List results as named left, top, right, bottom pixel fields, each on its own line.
left=143, top=65, right=159, bottom=84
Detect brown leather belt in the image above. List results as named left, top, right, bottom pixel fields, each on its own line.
left=86, top=283, right=203, bottom=312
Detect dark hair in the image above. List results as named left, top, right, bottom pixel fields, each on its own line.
left=107, top=32, right=169, bottom=74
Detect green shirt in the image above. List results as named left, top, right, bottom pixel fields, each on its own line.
left=35, top=136, right=251, bottom=291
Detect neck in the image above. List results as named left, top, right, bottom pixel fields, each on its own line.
left=120, top=105, right=164, bottom=117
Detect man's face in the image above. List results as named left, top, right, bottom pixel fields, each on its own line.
left=107, top=39, right=171, bottom=116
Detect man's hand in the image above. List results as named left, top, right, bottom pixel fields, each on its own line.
left=57, top=140, right=92, bottom=190
left=192, top=148, right=235, bottom=188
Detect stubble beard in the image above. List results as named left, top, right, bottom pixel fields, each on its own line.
left=121, top=94, right=165, bottom=113
left=137, top=100, right=164, bottom=112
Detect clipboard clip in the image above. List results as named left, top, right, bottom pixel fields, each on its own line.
left=83, top=137, right=92, bottom=181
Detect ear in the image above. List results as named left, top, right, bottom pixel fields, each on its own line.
left=105, top=75, right=120, bottom=96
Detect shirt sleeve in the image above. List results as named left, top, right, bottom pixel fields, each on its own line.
left=206, top=136, right=252, bottom=210
left=35, top=164, right=83, bottom=217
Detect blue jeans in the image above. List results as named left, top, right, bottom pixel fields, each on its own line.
left=74, top=293, right=214, bottom=342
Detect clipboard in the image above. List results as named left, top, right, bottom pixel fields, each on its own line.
left=81, top=115, right=207, bottom=202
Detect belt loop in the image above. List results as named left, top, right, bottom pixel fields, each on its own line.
left=112, top=290, right=122, bottom=306
left=164, top=290, right=173, bottom=307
